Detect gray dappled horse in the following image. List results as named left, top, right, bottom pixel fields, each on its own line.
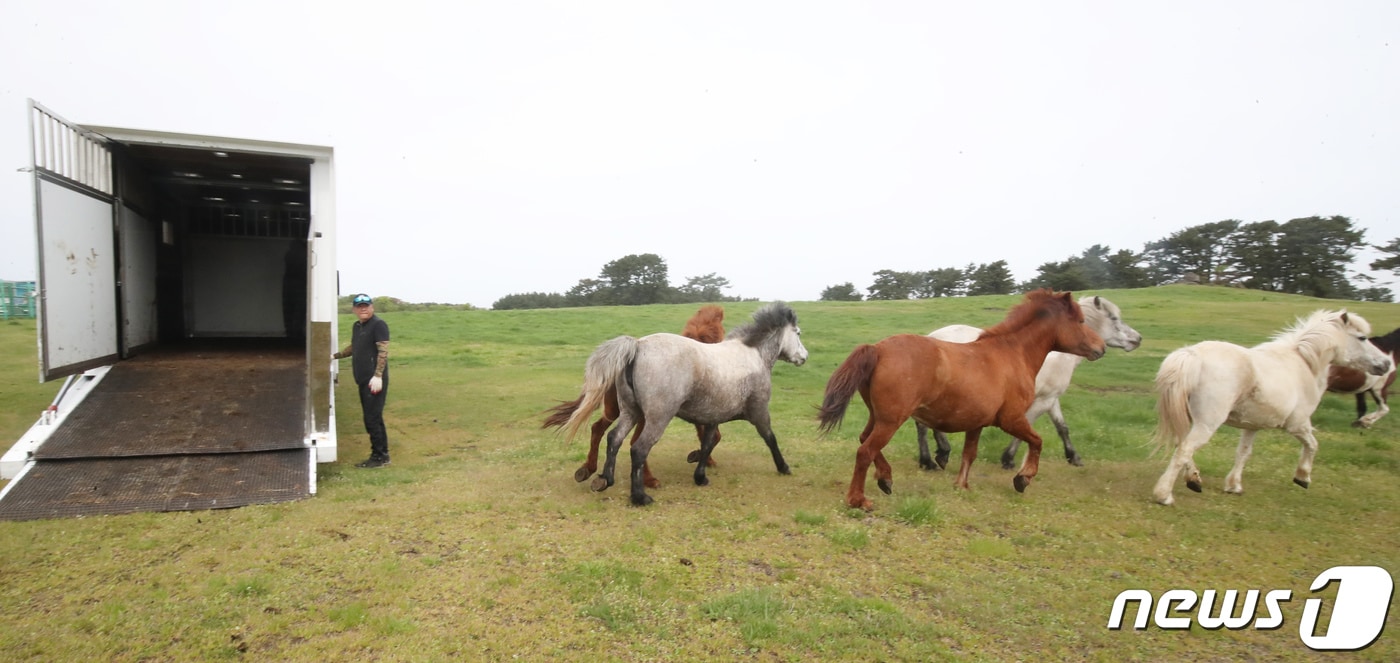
left=558, top=303, right=808, bottom=506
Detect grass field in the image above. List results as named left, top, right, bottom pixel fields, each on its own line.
left=0, top=285, right=1396, bottom=661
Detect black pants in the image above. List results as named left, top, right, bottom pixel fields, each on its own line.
left=358, top=378, right=389, bottom=458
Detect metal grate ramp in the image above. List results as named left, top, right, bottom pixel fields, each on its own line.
left=0, top=344, right=314, bottom=520
left=0, top=451, right=311, bottom=521
left=37, top=347, right=306, bottom=458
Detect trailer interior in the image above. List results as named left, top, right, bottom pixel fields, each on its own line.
left=0, top=104, right=335, bottom=520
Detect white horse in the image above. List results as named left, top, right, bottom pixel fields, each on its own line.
left=915, top=295, right=1142, bottom=470
left=1151, top=310, right=1392, bottom=506
left=557, top=303, right=808, bottom=506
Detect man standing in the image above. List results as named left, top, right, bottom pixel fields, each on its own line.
left=333, top=293, right=391, bottom=468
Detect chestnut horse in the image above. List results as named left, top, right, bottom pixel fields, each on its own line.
left=818, top=290, right=1105, bottom=510
left=916, top=295, right=1142, bottom=470
left=1325, top=327, right=1399, bottom=428
left=543, top=305, right=726, bottom=488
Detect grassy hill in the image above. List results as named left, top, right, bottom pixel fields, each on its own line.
left=0, top=285, right=1395, bottom=661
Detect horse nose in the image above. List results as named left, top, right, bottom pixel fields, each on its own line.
left=1373, top=355, right=1393, bottom=376
left=1128, top=334, right=1143, bottom=351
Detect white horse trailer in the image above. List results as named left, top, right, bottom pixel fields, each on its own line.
left=0, top=100, right=340, bottom=520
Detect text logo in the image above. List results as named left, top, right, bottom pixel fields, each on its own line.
left=1107, top=565, right=1393, bottom=651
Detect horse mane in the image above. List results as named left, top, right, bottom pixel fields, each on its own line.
left=1266, top=309, right=1367, bottom=374
left=729, top=302, right=797, bottom=348
left=682, top=305, right=726, bottom=344
left=981, top=289, right=1078, bottom=339
left=1370, top=327, right=1400, bottom=353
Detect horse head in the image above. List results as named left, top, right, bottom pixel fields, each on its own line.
left=1080, top=295, right=1142, bottom=352
left=734, top=302, right=808, bottom=366
left=1334, top=311, right=1392, bottom=377
left=1049, top=291, right=1106, bottom=361
left=779, top=322, right=808, bottom=366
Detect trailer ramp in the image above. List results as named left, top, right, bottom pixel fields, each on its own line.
left=0, top=345, right=312, bottom=521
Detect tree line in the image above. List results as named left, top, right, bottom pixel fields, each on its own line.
left=824, top=215, right=1397, bottom=302
left=487, top=216, right=1396, bottom=309
left=492, top=253, right=752, bottom=310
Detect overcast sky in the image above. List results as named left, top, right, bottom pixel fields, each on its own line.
left=3, top=2, right=1397, bottom=307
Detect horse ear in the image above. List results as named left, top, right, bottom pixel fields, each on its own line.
left=1341, top=311, right=1350, bottom=325
left=1093, top=295, right=1101, bottom=307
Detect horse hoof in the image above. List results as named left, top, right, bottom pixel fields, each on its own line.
left=694, top=474, right=709, bottom=487
left=1013, top=475, right=1030, bottom=493
left=1293, top=478, right=1310, bottom=489
left=934, top=454, right=949, bottom=470
left=644, top=478, right=661, bottom=489
left=919, top=459, right=936, bottom=471
left=878, top=478, right=892, bottom=495
left=686, top=449, right=702, bottom=463
left=630, top=494, right=654, bottom=507
left=590, top=476, right=610, bottom=492
left=1186, top=480, right=1202, bottom=493
left=574, top=466, right=592, bottom=483
left=1351, top=420, right=1369, bottom=429
left=1000, top=456, right=1016, bottom=471
left=777, top=464, right=792, bottom=476
left=1068, top=456, right=1084, bottom=467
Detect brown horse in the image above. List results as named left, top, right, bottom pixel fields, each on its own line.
left=1326, top=327, right=1399, bottom=428
left=817, top=290, right=1106, bottom=510
left=543, top=305, right=726, bottom=488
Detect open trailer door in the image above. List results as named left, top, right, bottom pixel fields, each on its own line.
left=28, top=100, right=119, bottom=382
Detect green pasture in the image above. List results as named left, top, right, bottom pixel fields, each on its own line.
left=0, top=285, right=1396, bottom=661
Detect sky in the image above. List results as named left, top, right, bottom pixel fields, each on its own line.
left=2, top=1, right=1397, bottom=307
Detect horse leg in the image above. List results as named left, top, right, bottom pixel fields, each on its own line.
left=1151, top=423, right=1215, bottom=505
left=874, top=444, right=894, bottom=495
left=916, top=424, right=950, bottom=471
left=1223, top=429, right=1257, bottom=494
left=686, top=424, right=720, bottom=467
left=1358, top=390, right=1388, bottom=428
left=1287, top=424, right=1320, bottom=489
left=1352, top=393, right=1369, bottom=428
left=691, top=424, right=722, bottom=486
left=847, top=419, right=900, bottom=510
left=593, top=411, right=637, bottom=493
left=999, top=436, right=1021, bottom=471
left=916, top=423, right=935, bottom=470
left=933, top=430, right=951, bottom=470
left=1000, top=418, right=1044, bottom=493
left=748, top=411, right=791, bottom=476
left=575, top=414, right=613, bottom=483
left=1048, top=400, right=1082, bottom=466
left=628, top=428, right=666, bottom=506
left=637, top=424, right=661, bottom=489
left=954, top=429, right=983, bottom=490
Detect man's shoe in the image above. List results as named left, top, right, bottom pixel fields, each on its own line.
left=355, top=456, right=390, bottom=469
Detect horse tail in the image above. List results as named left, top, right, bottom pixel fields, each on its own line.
left=1150, top=348, right=1200, bottom=453
left=541, top=394, right=585, bottom=430
left=560, top=336, right=638, bottom=441
left=818, top=344, right=880, bottom=434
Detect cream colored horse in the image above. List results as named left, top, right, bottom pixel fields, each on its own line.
left=1151, top=310, right=1392, bottom=506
